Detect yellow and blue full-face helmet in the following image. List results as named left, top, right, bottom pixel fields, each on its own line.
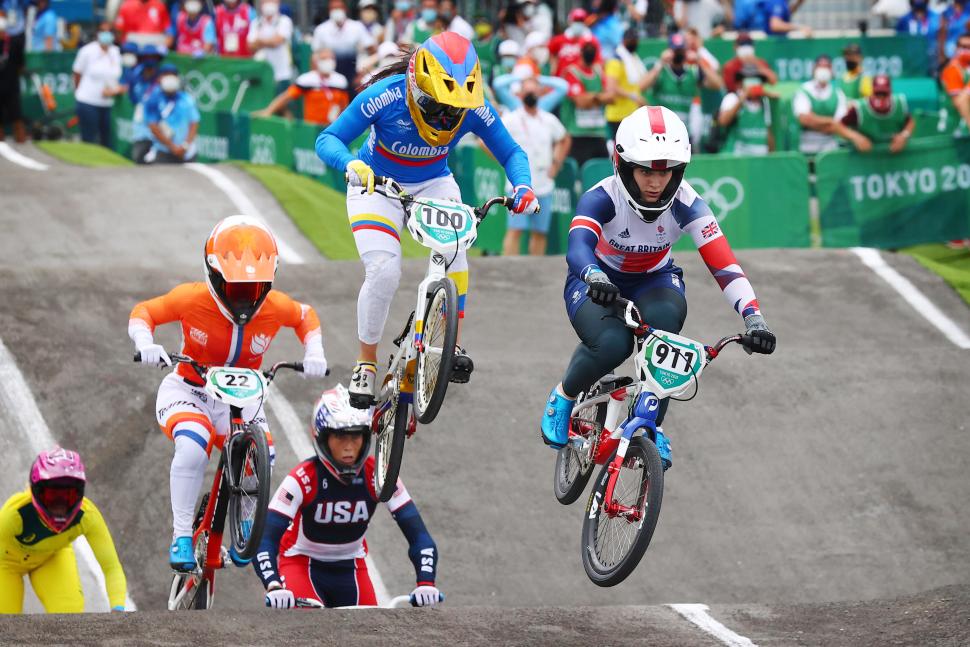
left=406, top=32, right=485, bottom=146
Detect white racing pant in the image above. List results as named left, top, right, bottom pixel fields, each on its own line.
left=156, top=373, right=274, bottom=538
left=347, top=174, right=470, bottom=345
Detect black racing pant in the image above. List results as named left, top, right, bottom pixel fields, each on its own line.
left=562, top=287, right=687, bottom=426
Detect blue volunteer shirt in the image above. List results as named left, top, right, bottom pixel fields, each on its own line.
left=315, top=73, right=531, bottom=187
left=762, top=0, right=791, bottom=35
left=29, top=8, right=59, bottom=52
left=144, top=87, right=201, bottom=152
left=129, top=66, right=161, bottom=141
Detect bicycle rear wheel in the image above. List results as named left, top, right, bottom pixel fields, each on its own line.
left=227, top=426, right=271, bottom=560
left=414, top=278, right=459, bottom=424
left=554, top=388, right=605, bottom=505
left=581, top=436, right=664, bottom=587
left=168, top=495, right=214, bottom=611
left=373, top=390, right=409, bottom=503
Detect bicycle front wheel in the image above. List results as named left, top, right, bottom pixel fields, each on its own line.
left=373, top=392, right=409, bottom=502
left=168, top=495, right=214, bottom=611
left=554, top=388, right=605, bottom=505
left=414, top=278, right=459, bottom=425
left=581, top=436, right=664, bottom=587
left=227, top=426, right=271, bottom=560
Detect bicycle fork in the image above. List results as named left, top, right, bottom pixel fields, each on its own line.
left=602, top=392, right=661, bottom=520
left=413, top=254, right=449, bottom=353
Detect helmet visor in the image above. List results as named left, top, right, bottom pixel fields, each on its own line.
left=37, top=482, right=82, bottom=521
left=416, top=95, right=466, bottom=131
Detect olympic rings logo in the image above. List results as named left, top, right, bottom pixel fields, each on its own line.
left=250, top=134, right=277, bottom=165
left=183, top=70, right=230, bottom=111
left=687, top=176, right=744, bottom=222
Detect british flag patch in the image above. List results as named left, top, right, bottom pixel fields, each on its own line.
left=701, top=222, right=720, bottom=239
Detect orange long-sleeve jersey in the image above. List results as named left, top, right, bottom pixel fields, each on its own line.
left=129, top=282, right=322, bottom=384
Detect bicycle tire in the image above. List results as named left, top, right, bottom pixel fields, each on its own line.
left=581, top=435, right=664, bottom=587
left=168, top=495, right=213, bottom=611
left=227, top=426, right=271, bottom=560
left=554, top=388, right=606, bottom=505
left=373, top=393, right=409, bottom=503
left=413, top=278, right=459, bottom=425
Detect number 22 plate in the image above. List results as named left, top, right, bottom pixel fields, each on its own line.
left=641, top=331, right=706, bottom=398
left=206, top=367, right=265, bottom=406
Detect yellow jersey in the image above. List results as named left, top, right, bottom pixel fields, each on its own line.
left=0, top=489, right=127, bottom=609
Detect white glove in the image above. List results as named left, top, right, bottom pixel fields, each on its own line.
left=411, top=585, right=441, bottom=607
left=265, top=584, right=295, bottom=609
left=302, top=355, right=328, bottom=379
left=138, top=343, right=171, bottom=367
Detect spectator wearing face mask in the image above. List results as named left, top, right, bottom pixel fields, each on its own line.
left=495, top=38, right=521, bottom=78
left=0, top=8, right=27, bottom=142
left=500, top=75, right=571, bottom=256
left=358, top=0, right=384, bottom=42
left=438, top=0, right=473, bottom=40
left=72, top=22, right=124, bottom=148
left=384, top=0, right=415, bottom=45
left=760, top=0, right=812, bottom=38
left=514, top=31, right=549, bottom=77
left=639, top=32, right=721, bottom=144
left=114, top=0, right=171, bottom=43
left=144, top=63, right=199, bottom=163
left=792, top=55, right=848, bottom=155
left=120, top=41, right=139, bottom=88
left=312, top=0, right=375, bottom=92
left=29, top=0, right=60, bottom=52
left=896, top=0, right=942, bottom=73
left=940, top=31, right=970, bottom=136
left=604, top=28, right=647, bottom=148
left=561, top=37, right=612, bottom=166
left=838, top=74, right=913, bottom=155
left=254, top=48, right=349, bottom=126
left=501, top=0, right=536, bottom=46
left=170, top=0, right=215, bottom=56
left=674, top=0, right=732, bottom=39
left=722, top=32, right=776, bottom=94
left=940, top=1, right=970, bottom=63
left=717, top=65, right=777, bottom=155
left=492, top=63, right=568, bottom=110
left=549, top=8, right=597, bottom=77
left=359, top=40, right=401, bottom=84
left=128, top=43, right=164, bottom=163
left=215, top=0, right=253, bottom=57
left=838, top=43, right=871, bottom=100
left=249, top=0, right=294, bottom=95
left=472, top=16, right=497, bottom=81
left=403, top=0, right=440, bottom=45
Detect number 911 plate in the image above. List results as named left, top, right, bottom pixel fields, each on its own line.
left=640, top=331, right=706, bottom=398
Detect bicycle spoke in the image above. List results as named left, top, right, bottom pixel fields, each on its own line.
left=593, top=455, right=648, bottom=568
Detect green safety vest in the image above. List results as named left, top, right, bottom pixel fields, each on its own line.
left=839, top=72, right=864, bottom=100
left=560, top=65, right=606, bottom=137
left=855, top=95, right=909, bottom=143
left=724, top=97, right=770, bottom=153
left=651, top=65, right=700, bottom=124
left=798, top=86, right=839, bottom=118
left=474, top=39, right=496, bottom=81
left=407, top=21, right=435, bottom=44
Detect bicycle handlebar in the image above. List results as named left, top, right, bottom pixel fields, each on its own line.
left=292, top=592, right=445, bottom=609
left=133, top=352, right=323, bottom=381
left=348, top=174, right=514, bottom=223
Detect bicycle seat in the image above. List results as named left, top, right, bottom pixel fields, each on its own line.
left=598, top=375, right=634, bottom=392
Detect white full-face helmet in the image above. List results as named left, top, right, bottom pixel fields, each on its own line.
left=613, top=105, right=691, bottom=223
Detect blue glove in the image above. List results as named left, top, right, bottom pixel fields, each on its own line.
left=511, top=184, right=539, bottom=214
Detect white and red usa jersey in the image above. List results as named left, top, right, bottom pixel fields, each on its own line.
left=567, top=176, right=761, bottom=319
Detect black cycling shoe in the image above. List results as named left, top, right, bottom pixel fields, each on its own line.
left=449, top=346, right=474, bottom=384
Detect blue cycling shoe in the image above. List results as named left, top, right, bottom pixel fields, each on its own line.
left=169, top=536, right=196, bottom=572
left=654, top=427, right=672, bottom=471
left=540, top=386, right=574, bottom=449
left=228, top=519, right=253, bottom=566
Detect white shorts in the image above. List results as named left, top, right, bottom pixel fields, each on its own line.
left=155, top=372, right=269, bottom=456
left=347, top=174, right=463, bottom=256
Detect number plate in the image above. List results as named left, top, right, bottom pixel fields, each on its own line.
left=206, top=368, right=265, bottom=406
left=410, top=199, right=476, bottom=246
left=640, top=331, right=706, bottom=398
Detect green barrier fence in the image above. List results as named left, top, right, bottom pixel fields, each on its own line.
left=816, top=137, right=970, bottom=248
left=580, top=152, right=811, bottom=249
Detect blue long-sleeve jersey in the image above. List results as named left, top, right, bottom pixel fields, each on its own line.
left=315, top=74, right=532, bottom=187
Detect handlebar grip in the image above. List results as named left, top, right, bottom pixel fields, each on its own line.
left=410, top=592, right=446, bottom=607
left=133, top=352, right=142, bottom=362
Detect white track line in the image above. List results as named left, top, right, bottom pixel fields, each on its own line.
left=264, top=391, right=392, bottom=607
left=185, top=163, right=305, bottom=265
left=852, top=247, right=970, bottom=349
left=0, top=142, right=49, bottom=171
left=0, top=337, right=136, bottom=611
left=669, top=604, right=757, bottom=647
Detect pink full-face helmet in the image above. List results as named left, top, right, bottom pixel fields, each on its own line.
left=29, top=447, right=86, bottom=533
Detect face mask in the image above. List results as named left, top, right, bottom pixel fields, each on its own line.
left=959, top=48, right=970, bottom=65
left=672, top=50, right=686, bottom=65
left=0, top=17, right=8, bottom=32
left=160, top=75, right=180, bottom=93
left=566, top=23, right=584, bottom=38
left=845, top=59, right=859, bottom=72
left=623, top=40, right=638, bottom=53
left=98, top=30, right=114, bottom=45
left=581, top=48, right=596, bottom=65
left=440, top=9, right=453, bottom=20
left=361, top=9, right=377, bottom=24
left=522, top=92, right=538, bottom=107
left=330, top=8, right=346, bottom=22
left=522, top=3, right=536, bottom=17
left=532, top=46, right=549, bottom=65
left=122, top=53, right=138, bottom=67
left=317, top=58, right=336, bottom=73
left=421, top=8, right=437, bottom=22
left=814, top=66, right=832, bottom=83
left=736, top=44, right=755, bottom=60
left=500, top=56, right=517, bottom=71
left=261, top=2, right=278, bottom=16
left=869, top=94, right=892, bottom=114
left=395, top=0, right=411, bottom=10
left=225, top=0, right=238, bottom=6
left=185, top=0, right=202, bottom=13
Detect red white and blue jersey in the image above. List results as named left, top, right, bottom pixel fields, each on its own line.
left=567, top=176, right=761, bottom=319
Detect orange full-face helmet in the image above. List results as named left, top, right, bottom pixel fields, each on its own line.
left=204, top=216, right=279, bottom=325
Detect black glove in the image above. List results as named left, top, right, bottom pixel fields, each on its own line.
left=743, top=314, right=776, bottom=355
left=585, top=270, right=620, bottom=306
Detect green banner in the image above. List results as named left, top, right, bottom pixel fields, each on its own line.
left=20, top=51, right=77, bottom=124
left=248, top=115, right=294, bottom=167
left=816, top=138, right=970, bottom=248
left=195, top=112, right=232, bottom=162
left=580, top=153, right=811, bottom=248
left=167, top=53, right=276, bottom=114
left=637, top=35, right=927, bottom=83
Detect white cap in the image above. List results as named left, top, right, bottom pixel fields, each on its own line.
left=498, top=40, right=521, bottom=57
left=524, top=31, right=547, bottom=50
left=377, top=41, right=399, bottom=59
left=359, top=0, right=378, bottom=7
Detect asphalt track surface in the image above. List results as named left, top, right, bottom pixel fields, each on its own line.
left=1, top=145, right=969, bottom=644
